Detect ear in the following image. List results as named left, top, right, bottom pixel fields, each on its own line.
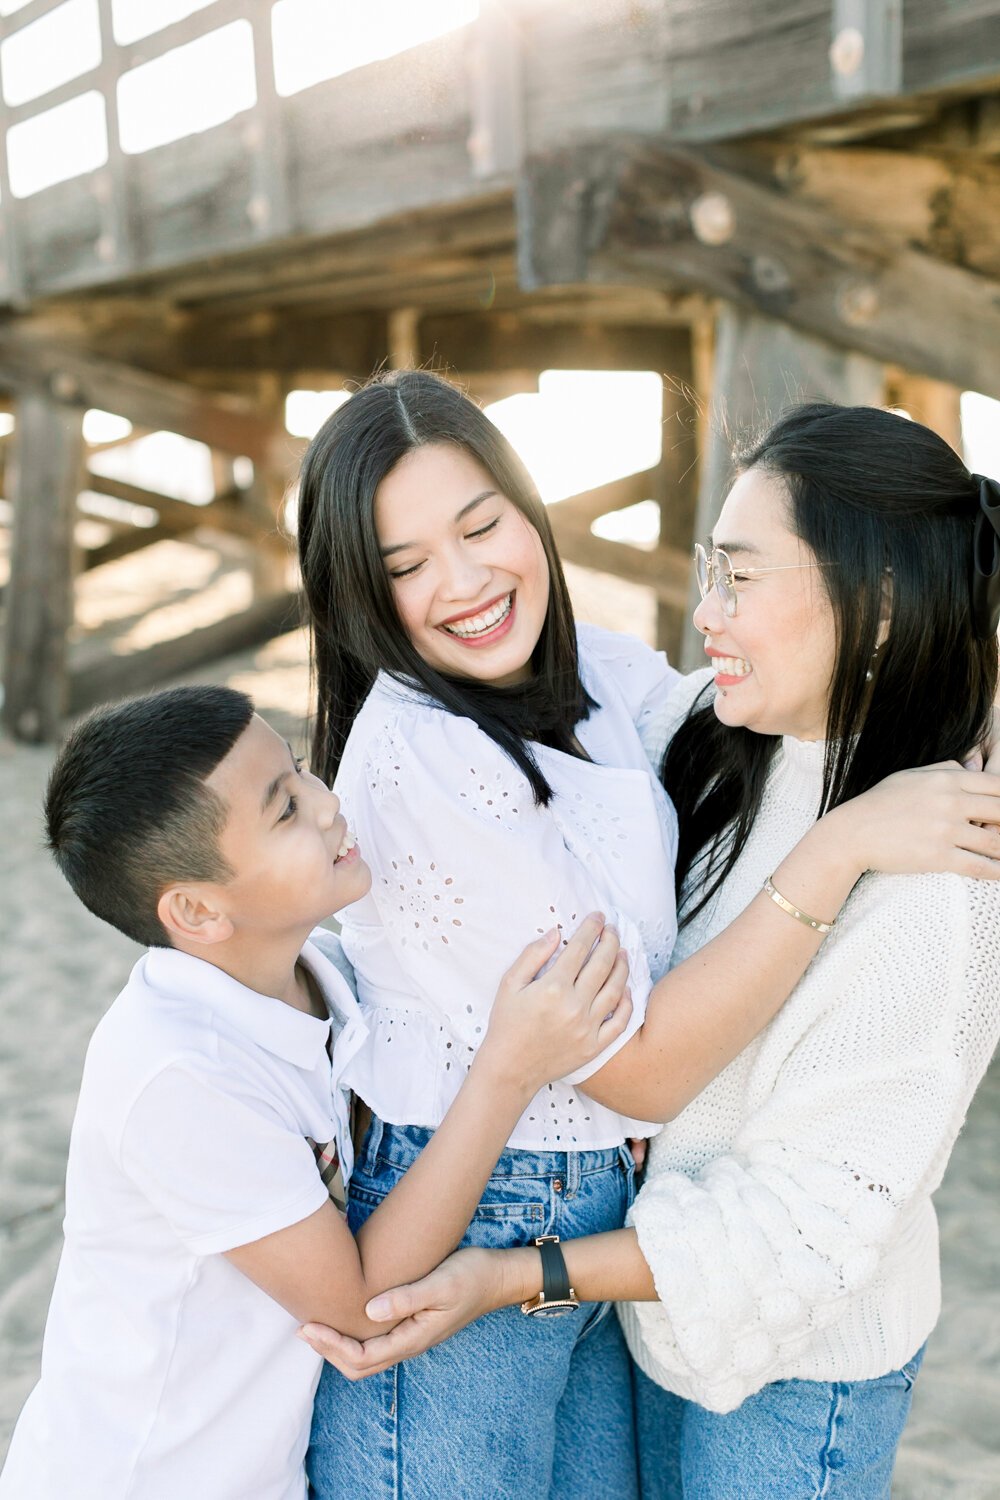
left=157, top=884, right=234, bottom=947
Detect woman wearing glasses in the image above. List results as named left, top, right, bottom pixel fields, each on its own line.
left=297, top=380, right=1000, bottom=1500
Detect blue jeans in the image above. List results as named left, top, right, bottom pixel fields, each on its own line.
left=308, top=1118, right=639, bottom=1500
left=634, top=1344, right=926, bottom=1499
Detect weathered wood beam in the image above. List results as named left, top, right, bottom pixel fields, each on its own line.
left=738, top=142, right=1000, bottom=280
left=518, top=140, right=1000, bottom=396
left=68, top=590, right=302, bottom=715
left=547, top=470, right=660, bottom=527
left=419, top=315, right=691, bottom=375
left=903, top=0, right=1000, bottom=96
left=120, top=197, right=516, bottom=308
left=547, top=512, right=690, bottom=611
left=84, top=473, right=264, bottom=540
left=82, top=522, right=181, bottom=570
left=44, top=306, right=695, bottom=385
left=658, top=0, right=1000, bottom=141
left=48, top=309, right=387, bottom=381
left=0, top=0, right=65, bottom=39
left=2, top=393, right=83, bottom=741
left=0, top=332, right=277, bottom=459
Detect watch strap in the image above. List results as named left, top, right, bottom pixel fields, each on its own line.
left=536, top=1235, right=572, bottom=1303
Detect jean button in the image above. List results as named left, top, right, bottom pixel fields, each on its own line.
left=553, top=1178, right=563, bottom=1194
left=826, top=1449, right=845, bottom=1470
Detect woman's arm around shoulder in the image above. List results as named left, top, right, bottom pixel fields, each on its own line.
left=300, top=867, right=1000, bottom=1385
left=581, top=762, right=1000, bottom=1121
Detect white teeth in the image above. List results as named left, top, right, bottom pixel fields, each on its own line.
left=335, top=832, right=356, bottom=860
left=442, top=594, right=512, bottom=639
left=713, top=656, right=751, bottom=677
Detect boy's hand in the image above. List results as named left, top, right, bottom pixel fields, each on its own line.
left=299, top=1246, right=505, bottom=1380
left=479, top=914, right=632, bottom=1093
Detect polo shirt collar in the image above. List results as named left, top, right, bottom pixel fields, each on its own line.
left=141, top=946, right=332, bottom=1070
left=298, top=937, right=369, bottom=1087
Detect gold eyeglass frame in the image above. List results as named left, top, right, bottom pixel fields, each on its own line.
left=694, top=542, right=830, bottom=618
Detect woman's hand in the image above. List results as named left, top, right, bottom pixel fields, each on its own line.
left=298, top=1246, right=507, bottom=1380
left=479, top=913, right=632, bottom=1092
left=980, top=703, right=1000, bottom=774
left=824, top=763, right=1000, bottom=881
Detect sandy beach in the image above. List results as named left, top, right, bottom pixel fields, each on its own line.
left=1, top=607, right=998, bottom=1496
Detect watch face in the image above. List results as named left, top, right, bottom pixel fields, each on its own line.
left=527, top=1300, right=579, bottom=1317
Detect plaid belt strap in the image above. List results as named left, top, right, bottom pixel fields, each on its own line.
left=306, top=1136, right=347, bottom=1215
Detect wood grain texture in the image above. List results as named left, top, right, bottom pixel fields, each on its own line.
left=520, top=139, right=1000, bottom=394
left=1, top=393, right=82, bottom=740
left=0, top=331, right=278, bottom=459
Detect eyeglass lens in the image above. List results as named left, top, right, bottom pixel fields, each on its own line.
left=693, top=544, right=737, bottom=615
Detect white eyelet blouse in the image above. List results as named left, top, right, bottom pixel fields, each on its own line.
left=335, top=624, right=682, bottom=1150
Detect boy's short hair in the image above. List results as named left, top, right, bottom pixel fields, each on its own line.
left=45, top=685, right=255, bottom=948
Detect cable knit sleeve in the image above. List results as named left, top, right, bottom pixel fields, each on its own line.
left=623, top=873, right=1000, bottom=1412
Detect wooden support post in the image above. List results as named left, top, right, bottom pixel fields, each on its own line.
left=652, top=332, right=700, bottom=660
left=94, top=0, right=134, bottom=276
left=884, top=370, right=963, bottom=454
left=246, top=1, right=292, bottom=241
left=2, top=393, right=84, bottom=741
left=242, top=377, right=294, bottom=600
left=681, top=304, right=885, bottom=670
left=388, top=309, right=421, bottom=371
left=467, top=0, right=524, bottom=179
left=0, top=333, right=277, bottom=463
left=830, top=0, right=902, bottom=104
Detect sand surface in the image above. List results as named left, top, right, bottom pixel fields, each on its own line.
left=1, top=609, right=998, bottom=1496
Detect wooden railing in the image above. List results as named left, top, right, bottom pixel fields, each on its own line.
left=0, top=1, right=998, bottom=307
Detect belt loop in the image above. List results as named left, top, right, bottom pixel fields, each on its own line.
left=363, top=1112, right=385, bottom=1172
left=566, top=1150, right=581, bottom=1196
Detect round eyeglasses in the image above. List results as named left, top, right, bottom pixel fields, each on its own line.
left=694, top=542, right=830, bottom=618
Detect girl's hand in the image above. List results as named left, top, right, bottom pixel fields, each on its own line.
left=825, top=763, right=1000, bottom=881
left=479, top=914, right=632, bottom=1092
left=299, top=1246, right=504, bottom=1380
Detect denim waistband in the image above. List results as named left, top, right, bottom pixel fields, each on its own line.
left=358, top=1116, right=629, bottom=1182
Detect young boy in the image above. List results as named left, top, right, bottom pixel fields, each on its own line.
left=0, top=685, right=629, bottom=1500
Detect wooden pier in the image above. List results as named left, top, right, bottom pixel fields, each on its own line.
left=1, top=0, right=999, bottom=738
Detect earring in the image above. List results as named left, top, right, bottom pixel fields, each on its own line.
left=866, top=643, right=881, bottom=682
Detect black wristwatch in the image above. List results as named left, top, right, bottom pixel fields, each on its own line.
left=520, top=1235, right=580, bottom=1317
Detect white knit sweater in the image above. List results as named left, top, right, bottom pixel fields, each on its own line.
left=618, top=669, right=1000, bottom=1413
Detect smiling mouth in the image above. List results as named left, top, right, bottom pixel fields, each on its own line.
left=439, top=592, right=514, bottom=640
left=333, top=830, right=357, bottom=863
left=710, top=654, right=751, bottom=678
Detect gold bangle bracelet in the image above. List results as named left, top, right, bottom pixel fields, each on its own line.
left=762, top=876, right=836, bottom=934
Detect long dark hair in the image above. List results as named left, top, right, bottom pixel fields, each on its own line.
left=297, top=370, right=592, bottom=803
left=665, top=402, right=998, bottom=925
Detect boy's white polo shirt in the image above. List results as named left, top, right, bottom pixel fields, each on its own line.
left=0, top=930, right=367, bottom=1500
